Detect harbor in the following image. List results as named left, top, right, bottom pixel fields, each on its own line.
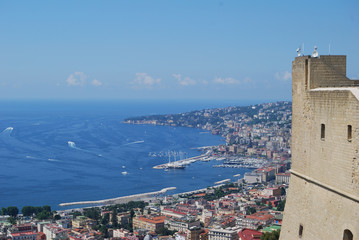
left=213, top=157, right=266, bottom=169
left=153, top=152, right=266, bottom=170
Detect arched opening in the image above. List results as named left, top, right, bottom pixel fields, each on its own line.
left=343, top=229, right=353, bottom=240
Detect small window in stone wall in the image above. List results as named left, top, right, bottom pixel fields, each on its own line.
left=343, top=229, right=353, bottom=240
left=348, top=125, right=352, bottom=141
left=321, top=124, right=325, bottom=140
left=299, top=224, right=303, bottom=237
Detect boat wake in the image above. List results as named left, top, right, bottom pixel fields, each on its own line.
left=123, top=140, right=144, bottom=146
left=26, top=155, right=61, bottom=163
left=68, top=141, right=102, bottom=157
left=48, top=158, right=61, bottom=162
left=68, top=141, right=79, bottom=149
left=1, top=127, right=14, bottom=137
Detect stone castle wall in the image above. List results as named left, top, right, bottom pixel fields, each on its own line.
left=280, top=55, right=359, bottom=239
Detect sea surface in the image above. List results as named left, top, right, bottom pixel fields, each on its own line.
left=0, top=100, right=257, bottom=210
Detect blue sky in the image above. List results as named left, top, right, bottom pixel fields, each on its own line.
left=0, top=0, right=358, bottom=101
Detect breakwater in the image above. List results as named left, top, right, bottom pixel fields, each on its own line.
left=59, top=187, right=176, bottom=207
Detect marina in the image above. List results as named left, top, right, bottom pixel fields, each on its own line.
left=213, top=157, right=266, bottom=169
left=153, top=154, right=266, bottom=170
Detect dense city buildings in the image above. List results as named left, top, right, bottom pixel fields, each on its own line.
left=125, top=101, right=291, bottom=165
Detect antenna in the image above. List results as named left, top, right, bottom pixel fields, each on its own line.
left=329, top=44, right=331, bottom=55
left=302, top=43, right=304, bottom=56
left=312, top=46, right=319, bottom=58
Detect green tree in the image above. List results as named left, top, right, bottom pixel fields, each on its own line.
left=126, top=223, right=133, bottom=232
left=37, top=211, right=51, bottom=220
left=260, top=230, right=280, bottom=240
left=84, top=208, right=100, bottom=220
left=35, top=207, right=43, bottom=214
left=246, top=207, right=256, bottom=215
left=276, top=200, right=286, bottom=211
left=53, top=215, right=61, bottom=220
left=71, top=211, right=82, bottom=218
left=7, top=216, right=16, bottom=225
left=99, top=225, right=108, bottom=238
left=43, top=205, right=51, bottom=213
left=6, top=207, right=19, bottom=218
left=112, top=209, right=118, bottom=228
left=156, top=227, right=176, bottom=236
left=21, top=206, right=35, bottom=217
left=101, top=213, right=109, bottom=225
left=1, top=207, right=7, bottom=215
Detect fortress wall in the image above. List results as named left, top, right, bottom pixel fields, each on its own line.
left=280, top=174, right=359, bottom=240
left=280, top=55, right=359, bottom=239
left=290, top=56, right=312, bottom=177
left=308, top=91, right=359, bottom=195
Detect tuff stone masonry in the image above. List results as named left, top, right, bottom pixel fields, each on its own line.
left=280, top=55, right=359, bottom=239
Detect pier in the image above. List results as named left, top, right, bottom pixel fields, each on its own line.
left=214, top=179, right=230, bottom=185
left=152, top=155, right=207, bottom=169
left=58, top=187, right=176, bottom=207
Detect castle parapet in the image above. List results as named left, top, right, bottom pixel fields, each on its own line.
left=294, top=55, right=359, bottom=90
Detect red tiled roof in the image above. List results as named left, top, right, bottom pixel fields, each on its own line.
left=238, top=228, right=262, bottom=240
left=163, top=208, right=186, bottom=215
left=11, top=231, right=37, bottom=237
left=138, top=216, right=166, bottom=224
left=246, top=211, right=274, bottom=221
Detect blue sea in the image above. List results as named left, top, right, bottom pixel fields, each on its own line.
left=0, top=100, right=257, bottom=210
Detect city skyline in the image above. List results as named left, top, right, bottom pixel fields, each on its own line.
left=0, top=0, right=358, bottom=101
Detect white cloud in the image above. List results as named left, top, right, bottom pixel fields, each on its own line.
left=133, top=73, right=161, bottom=88
left=201, top=80, right=209, bottom=85
left=275, top=71, right=291, bottom=81
left=91, top=79, right=103, bottom=86
left=173, top=74, right=196, bottom=86
left=214, top=77, right=241, bottom=85
left=66, top=72, right=86, bottom=86
left=242, top=77, right=252, bottom=83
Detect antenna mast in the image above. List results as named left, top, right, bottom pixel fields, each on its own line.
left=302, top=43, right=305, bottom=56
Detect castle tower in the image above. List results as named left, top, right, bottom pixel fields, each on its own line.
left=280, top=55, right=359, bottom=239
